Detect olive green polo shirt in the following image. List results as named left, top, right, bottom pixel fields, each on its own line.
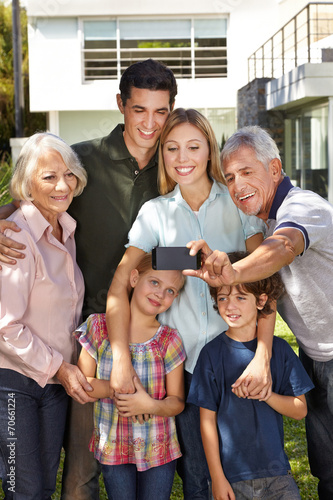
left=69, top=124, right=159, bottom=317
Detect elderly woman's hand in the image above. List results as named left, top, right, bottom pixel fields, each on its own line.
left=56, top=361, right=98, bottom=404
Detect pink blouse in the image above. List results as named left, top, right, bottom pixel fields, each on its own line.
left=0, top=201, right=84, bottom=387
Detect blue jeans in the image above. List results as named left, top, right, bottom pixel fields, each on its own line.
left=231, top=472, right=301, bottom=499
left=0, top=368, right=68, bottom=499
left=176, top=371, right=211, bottom=499
left=299, top=349, right=333, bottom=500
left=101, top=460, right=176, bottom=500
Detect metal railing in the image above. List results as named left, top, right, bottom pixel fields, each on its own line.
left=83, top=44, right=227, bottom=81
left=248, top=2, right=333, bottom=81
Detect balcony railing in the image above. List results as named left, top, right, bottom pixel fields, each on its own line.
left=248, top=2, right=333, bottom=81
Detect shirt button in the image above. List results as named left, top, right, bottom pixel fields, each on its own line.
left=202, top=331, right=206, bottom=335
left=200, top=292, right=204, bottom=298
left=202, top=312, right=206, bottom=316
left=134, top=170, right=139, bottom=175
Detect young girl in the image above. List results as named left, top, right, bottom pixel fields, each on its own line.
left=75, top=253, right=186, bottom=500
left=188, top=252, right=314, bottom=500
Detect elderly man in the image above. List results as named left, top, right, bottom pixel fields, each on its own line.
left=187, top=125, right=333, bottom=500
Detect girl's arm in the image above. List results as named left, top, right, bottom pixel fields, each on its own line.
left=77, top=348, right=109, bottom=399
left=115, top=363, right=185, bottom=418
left=200, top=408, right=235, bottom=500
left=106, top=246, right=146, bottom=396
left=265, top=392, right=307, bottom=420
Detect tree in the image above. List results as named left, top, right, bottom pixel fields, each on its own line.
left=0, top=1, right=46, bottom=154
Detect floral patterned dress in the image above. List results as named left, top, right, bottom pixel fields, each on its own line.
left=75, top=313, right=186, bottom=471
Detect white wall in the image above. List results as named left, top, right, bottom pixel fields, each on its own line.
left=26, top=0, right=327, bottom=140
left=27, top=0, right=306, bottom=112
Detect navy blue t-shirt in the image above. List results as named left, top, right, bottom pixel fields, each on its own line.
left=188, top=333, right=314, bottom=483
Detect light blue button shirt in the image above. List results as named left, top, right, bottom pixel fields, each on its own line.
left=126, top=180, right=265, bottom=373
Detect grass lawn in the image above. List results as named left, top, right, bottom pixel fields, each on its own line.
left=51, top=315, right=319, bottom=499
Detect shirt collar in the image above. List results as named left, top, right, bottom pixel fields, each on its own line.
left=20, top=201, right=77, bottom=243
left=107, top=123, right=158, bottom=167
left=171, top=178, right=222, bottom=205
left=268, top=176, right=294, bottom=220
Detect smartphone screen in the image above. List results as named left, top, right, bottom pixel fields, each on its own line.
left=152, top=247, right=201, bottom=270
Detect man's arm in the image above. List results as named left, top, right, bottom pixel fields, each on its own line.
left=0, top=201, right=19, bottom=219
left=185, top=227, right=305, bottom=286
left=106, top=246, right=146, bottom=396
left=0, top=201, right=26, bottom=267
left=232, top=310, right=276, bottom=401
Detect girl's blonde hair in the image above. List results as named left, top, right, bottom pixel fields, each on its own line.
left=158, top=108, right=225, bottom=195
left=130, top=252, right=186, bottom=300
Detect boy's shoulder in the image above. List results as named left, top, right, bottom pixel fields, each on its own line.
left=199, top=331, right=228, bottom=359
left=272, top=335, right=295, bottom=356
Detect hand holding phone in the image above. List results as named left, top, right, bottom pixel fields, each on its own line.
left=152, top=247, right=201, bottom=270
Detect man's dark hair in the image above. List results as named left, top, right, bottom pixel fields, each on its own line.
left=119, top=59, right=177, bottom=108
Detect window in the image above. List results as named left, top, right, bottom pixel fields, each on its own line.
left=82, top=18, right=227, bottom=81
left=284, top=104, right=328, bottom=199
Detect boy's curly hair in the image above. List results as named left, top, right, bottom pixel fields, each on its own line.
left=209, top=251, right=285, bottom=318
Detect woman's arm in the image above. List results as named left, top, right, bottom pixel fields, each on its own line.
left=231, top=232, right=274, bottom=400
left=106, top=246, right=146, bottom=396
left=232, top=309, right=275, bottom=401
left=0, top=229, right=95, bottom=403
left=114, top=363, right=185, bottom=418
left=200, top=407, right=235, bottom=500
left=0, top=231, right=62, bottom=385
left=265, top=392, right=307, bottom=420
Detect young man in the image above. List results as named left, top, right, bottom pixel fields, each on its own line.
left=0, top=59, right=177, bottom=500
left=186, top=125, right=333, bottom=500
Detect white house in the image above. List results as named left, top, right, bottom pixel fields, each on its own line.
left=25, top=0, right=314, bottom=144
left=25, top=0, right=333, bottom=199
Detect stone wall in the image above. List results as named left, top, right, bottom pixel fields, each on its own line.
left=237, top=78, right=285, bottom=163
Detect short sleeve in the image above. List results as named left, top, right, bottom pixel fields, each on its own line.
left=160, top=327, right=186, bottom=375
left=239, top=210, right=266, bottom=240
left=273, top=339, right=314, bottom=397
left=187, top=346, right=220, bottom=412
left=74, top=313, right=105, bottom=363
left=126, top=200, right=160, bottom=252
left=274, top=189, right=333, bottom=253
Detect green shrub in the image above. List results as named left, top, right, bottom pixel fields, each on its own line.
left=0, top=152, right=12, bottom=206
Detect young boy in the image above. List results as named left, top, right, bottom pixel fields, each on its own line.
left=187, top=252, right=314, bottom=500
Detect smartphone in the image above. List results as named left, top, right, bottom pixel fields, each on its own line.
left=152, top=247, right=201, bottom=270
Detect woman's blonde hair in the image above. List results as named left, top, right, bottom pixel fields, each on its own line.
left=10, top=132, right=87, bottom=201
left=158, top=108, right=225, bottom=195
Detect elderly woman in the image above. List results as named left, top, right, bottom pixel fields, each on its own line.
left=0, top=133, right=95, bottom=498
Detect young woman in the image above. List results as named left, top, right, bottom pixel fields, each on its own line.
left=76, top=253, right=186, bottom=500
left=106, top=108, right=272, bottom=499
